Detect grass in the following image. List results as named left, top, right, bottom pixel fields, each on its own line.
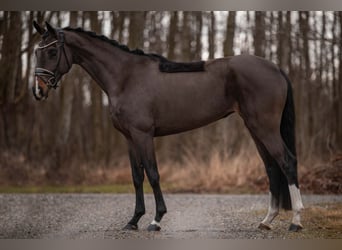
left=0, top=183, right=259, bottom=194
left=0, top=184, right=144, bottom=194
left=298, top=203, right=342, bottom=238
left=0, top=145, right=340, bottom=194
left=255, top=203, right=342, bottom=239
left=0, top=150, right=264, bottom=194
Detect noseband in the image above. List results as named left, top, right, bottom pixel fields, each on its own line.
left=35, top=30, right=71, bottom=89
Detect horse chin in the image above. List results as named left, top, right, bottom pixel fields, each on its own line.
left=41, top=88, right=49, bottom=100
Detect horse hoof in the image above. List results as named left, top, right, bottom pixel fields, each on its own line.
left=258, top=223, right=271, bottom=230
left=122, top=223, right=138, bottom=230
left=288, top=223, right=303, bottom=232
left=147, top=224, right=161, bottom=232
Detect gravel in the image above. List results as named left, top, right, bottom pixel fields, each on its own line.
left=0, top=194, right=341, bottom=239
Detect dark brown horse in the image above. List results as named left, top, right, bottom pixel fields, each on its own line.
left=32, top=21, right=304, bottom=232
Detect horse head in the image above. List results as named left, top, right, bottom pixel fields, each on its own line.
left=32, top=21, right=72, bottom=100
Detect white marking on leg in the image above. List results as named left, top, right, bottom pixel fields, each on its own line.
left=151, top=219, right=160, bottom=227
left=289, top=184, right=304, bottom=226
left=261, top=192, right=279, bottom=227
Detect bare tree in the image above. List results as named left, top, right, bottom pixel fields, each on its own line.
left=223, top=11, right=236, bottom=56
left=208, top=11, right=216, bottom=59
left=253, top=11, right=266, bottom=57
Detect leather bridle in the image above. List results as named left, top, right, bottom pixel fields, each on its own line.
left=34, top=30, right=71, bottom=90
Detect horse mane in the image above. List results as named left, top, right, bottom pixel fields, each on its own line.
left=63, top=27, right=205, bottom=73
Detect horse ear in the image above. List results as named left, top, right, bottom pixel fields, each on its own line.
left=45, top=21, right=57, bottom=37
left=33, top=21, right=46, bottom=35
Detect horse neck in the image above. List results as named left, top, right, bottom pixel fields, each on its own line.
left=65, top=30, right=135, bottom=95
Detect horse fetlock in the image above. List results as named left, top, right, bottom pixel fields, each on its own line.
left=135, top=209, right=146, bottom=217
left=147, top=220, right=161, bottom=232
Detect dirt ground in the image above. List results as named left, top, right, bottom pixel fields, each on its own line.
left=0, top=193, right=341, bottom=239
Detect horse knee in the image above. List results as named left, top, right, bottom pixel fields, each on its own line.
left=132, top=174, right=144, bottom=188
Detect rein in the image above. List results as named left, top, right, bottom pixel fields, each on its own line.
left=35, top=30, right=71, bottom=89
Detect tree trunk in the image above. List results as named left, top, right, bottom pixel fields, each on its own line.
left=253, top=11, right=266, bottom=57
left=167, top=11, right=178, bottom=60
left=299, top=11, right=313, bottom=152
left=208, top=11, right=216, bottom=59
left=181, top=11, right=192, bottom=61
left=286, top=12, right=293, bottom=77
left=277, top=11, right=288, bottom=69
left=223, top=11, right=236, bottom=56
left=127, top=12, right=145, bottom=49
left=0, top=12, right=21, bottom=105
left=194, top=12, right=203, bottom=60
left=336, top=12, right=342, bottom=151
left=0, top=12, right=22, bottom=148
left=319, top=12, right=326, bottom=86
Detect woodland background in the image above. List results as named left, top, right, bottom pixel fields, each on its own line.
left=0, top=11, right=341, bottom=193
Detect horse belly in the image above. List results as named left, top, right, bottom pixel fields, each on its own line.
left=153, top=90, right=234, bottom=136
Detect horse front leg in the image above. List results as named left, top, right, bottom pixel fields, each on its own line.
left=123, top=140, right=146, bottom=230
left=129, top=129, right=167, bottom=231
left=145, top=156, right=167, bottom=231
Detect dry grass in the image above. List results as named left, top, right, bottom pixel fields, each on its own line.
left=0, top=147, right=341, bottom=193
left=286, top=203, right=342, bottom=238
left=304, top=204, right=342, bottom=232
left=89, top=148, right=267, bottom=193
left=253, top=203, right=342, bottom=239
left=160, top=149, right=266, bottom=193
left=299, top=154, right=342, bottom=194
left=88, top=149, right=341, bottom=194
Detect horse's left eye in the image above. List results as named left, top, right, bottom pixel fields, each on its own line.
left=48, top=49, right=57, bottom=58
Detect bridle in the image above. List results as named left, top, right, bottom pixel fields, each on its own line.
left=35, top=30, right=71, bottom=89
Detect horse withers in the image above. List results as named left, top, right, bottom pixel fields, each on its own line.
left=32, top=21, right=304, bottom=232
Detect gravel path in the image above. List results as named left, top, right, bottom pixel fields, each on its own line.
left=0, top=194, right=341, bottom=239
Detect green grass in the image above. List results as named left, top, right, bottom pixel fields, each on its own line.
left=0, top=184, right=155, bottom=194
left=0, top=184, right=260, bottom=194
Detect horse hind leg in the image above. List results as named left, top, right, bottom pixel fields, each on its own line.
left=259, top=192, right=279, bottom=230
left=245, top=120, right=303, bottom=231
left=248, top=133, right=280, bottom=230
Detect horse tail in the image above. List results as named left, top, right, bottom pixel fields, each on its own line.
left=278, top=69, right=297, bottom=210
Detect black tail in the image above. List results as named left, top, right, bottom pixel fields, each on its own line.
left=277, top=69, right=298, bottom=210
left=280, top=69, right=297, bottom=160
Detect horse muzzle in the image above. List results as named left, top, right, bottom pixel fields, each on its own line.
left=32, top=76, right=49, bottom=101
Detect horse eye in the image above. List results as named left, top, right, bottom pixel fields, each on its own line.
left=48, top=49, right=57, bottom=58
